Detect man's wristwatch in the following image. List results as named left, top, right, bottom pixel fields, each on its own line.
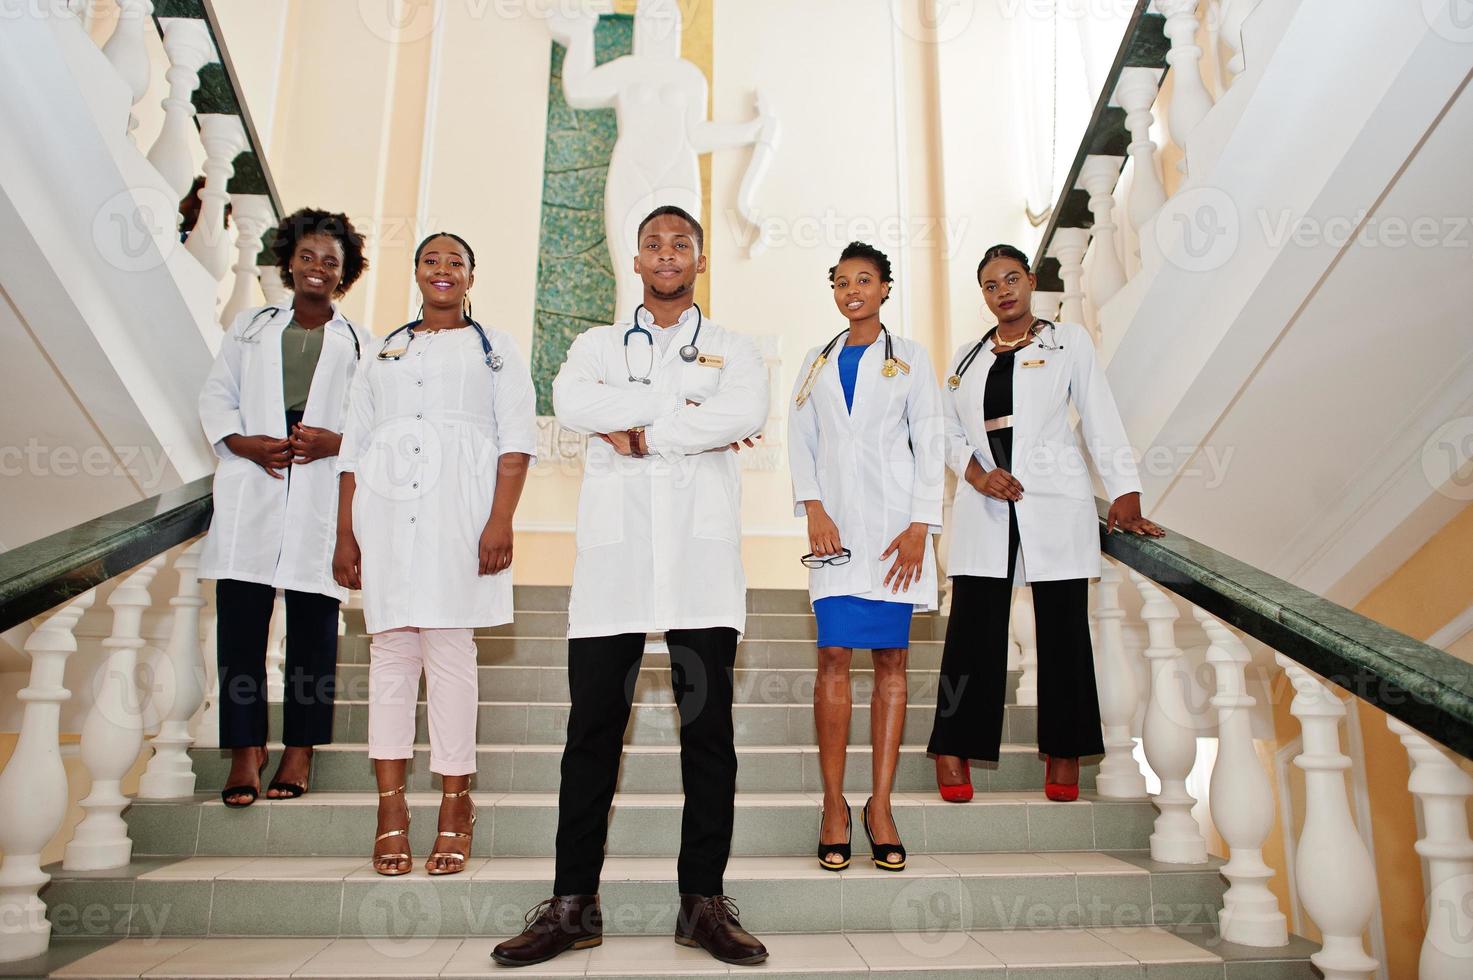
left=627, top=426, right=646, bottom=457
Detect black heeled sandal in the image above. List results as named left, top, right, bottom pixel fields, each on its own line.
left=862, top=797, right=907, bottom=872
left=817, top=797, right=852, bottom=872
left=221, top=749, right=268, bottom=809
left=266, top=747, right=314, bottom=800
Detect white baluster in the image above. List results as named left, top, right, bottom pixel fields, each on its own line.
left=64, top=557, right=165, bottom=871
left=1091, top=562, right=1147, bottom=798
left=1012, top=588, right=1038, bottom=707
left=1079, top=157, right=1127, bottom=307
left=138, top=542, right=207, bottom=800
left=1049, top=228, right=1090, bottom=329
left=259, top=265, right=292, bottom=307
left=100, top=0, right=155, bottom=142
left=221, top=195, right=276, bottom=327
left=1157, top=0, right=1217, bottom=172
left=146, top=18, right=216, bottom=200
left=0, top=591, right=96, bottom=962
left=1217, top=0, right=1263, bottom=87
left=1131, top=573, right=1208, bottom=863
left=1198, top=609, right=1287, bottom=945
left=193, top=608, right=220, bottom=747
left=1114, top=68, right=1168, bottom=238
left=1387, top=717, right=1473, bottom=979
left=185, top=114, right=248, bottom=281
left=266, top=593, right=286, bottom=702
left=1276, top=655, right=1379, bottom=980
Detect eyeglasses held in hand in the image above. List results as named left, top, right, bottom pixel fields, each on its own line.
left=800, top=549, right=852, bottom=569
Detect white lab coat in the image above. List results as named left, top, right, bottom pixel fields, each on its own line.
left=553, top=307, right=769, bottom=639
left=198, top=305, right=369, bottom=600
left=337, top=325, right=538, bottom=634
left=788, top=333, right=945, bottom=610
left=944, top=321, right=1140, bottom=582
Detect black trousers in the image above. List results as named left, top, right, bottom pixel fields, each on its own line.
left=927, top=506, right=1105, bottom=762
left=215, top=578, right=339, bottom=749
left=554, top=628, right=738, bottom=897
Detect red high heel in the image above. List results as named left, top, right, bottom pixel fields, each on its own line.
left=1044, top=755, right=1079, bottom=802
left=935, top=755, right=973, bottom=803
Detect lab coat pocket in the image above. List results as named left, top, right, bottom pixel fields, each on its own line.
left=681, top=360, right=722, bottom=405
left=691, top=463, right=740, bottom=544
left=575, top=476, right=626, bottom=551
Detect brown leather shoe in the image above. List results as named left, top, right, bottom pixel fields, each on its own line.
left=490, top=895, right=602, bottom=967
left=674, top=894, right=768, bottom=966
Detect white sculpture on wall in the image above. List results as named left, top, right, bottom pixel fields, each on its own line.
left=546, top=0, right=780, bottom=317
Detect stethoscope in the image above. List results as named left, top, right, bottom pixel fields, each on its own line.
left=946, top=318, right=1062, bottom=391
left=794, top=325, right=908, bottom=408
left=623, top=304, right=703, bottom=385
left=237, top=306, right=362, bottom=360
left=376, top=318, right=502, bottom=371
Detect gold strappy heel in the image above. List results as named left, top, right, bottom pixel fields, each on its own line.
left=427, top=786, right=476, bottom=876
left=373, top=785, right=411, bottom=877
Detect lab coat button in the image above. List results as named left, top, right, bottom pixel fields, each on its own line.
left=413, top=447, right=421, bottom=454
left=416, top=413, right=422, bottom=420
left=409, top=516, right=416, bottom=524
left=416, top=380, right=423, bottom=387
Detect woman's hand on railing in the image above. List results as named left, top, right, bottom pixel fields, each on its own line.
left=332, top=530, right=362, bottom=590
left=1106, top=492, right=1165, bottom=536
left=965, top=457, right=1023, bottom=501
left=224, top=433, right=291, bottom=479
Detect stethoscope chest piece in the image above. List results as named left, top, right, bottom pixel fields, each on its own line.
left=487, top=351, right=504, bottom=372
left=947, top=375, right=962, bottom=391
left=679, top=343, right=699, bottom=363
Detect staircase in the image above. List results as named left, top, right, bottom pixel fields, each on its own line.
left=34, top=587, right=1319, bottom=977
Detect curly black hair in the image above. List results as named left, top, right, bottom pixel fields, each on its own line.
left=271, top=208, right=367, bottom=296
left=976, top=243, right=1031, bottom=283
left=828, top=241, right=893, bottom=303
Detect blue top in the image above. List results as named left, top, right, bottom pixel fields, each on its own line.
left=837, top=344, right=867, bottom=414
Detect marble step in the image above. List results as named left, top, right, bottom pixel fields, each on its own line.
left=189, top=740, right=1081, bottom=796
left=326, top=664, right=1018, bottom=705
left=34, top=927, right=1321, bottom=978
left=341, top=586, right=818, bottom=626
left=41, top=851, right=1229, bottom=941
left=338, top=636, right=952, bottom=669
left=338, top=611, right=947, bottom=643
left=123, top=793, right=1157, bottom=860
left=261, top=696, right=1027, bottom=748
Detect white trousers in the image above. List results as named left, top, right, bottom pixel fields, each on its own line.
left=368, top=627, right=477, bottom=776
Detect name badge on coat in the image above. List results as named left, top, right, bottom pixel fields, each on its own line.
left=696, top=353, right=725, bottom=369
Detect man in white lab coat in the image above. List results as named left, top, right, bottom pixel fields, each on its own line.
left=493, top=207, right=770, bottom=968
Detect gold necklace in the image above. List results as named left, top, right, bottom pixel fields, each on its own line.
left=993, top=325, right=1033, bottom=350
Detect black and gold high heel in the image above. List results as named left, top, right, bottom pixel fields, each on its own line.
left=817, top=797, right=852, bottom=872
left=862, top=797, right=907, bottom=872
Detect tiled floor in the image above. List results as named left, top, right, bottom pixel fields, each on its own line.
left=37, top=927, right=1243, bottom=978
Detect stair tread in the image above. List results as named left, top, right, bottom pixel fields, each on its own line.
left=192, top=741, right=1045, bottom=754
left=133, top=789, right=1139, bottom=808
left=46, top=924, right=1316, bottom=978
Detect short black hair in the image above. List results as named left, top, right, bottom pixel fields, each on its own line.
left=415, top=231, right=476, bottom=270
left=829, top=241, right=894, bottom=304
left=271, top=208, right=367, bottom=296
left=638, top=205, right=704, bottom=254
left=977, top=243, right=1032, bottom=283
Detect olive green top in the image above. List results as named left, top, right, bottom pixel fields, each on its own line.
left=281, top=320, right=325, bottom=413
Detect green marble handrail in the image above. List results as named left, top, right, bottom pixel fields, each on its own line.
left=1096, top=498, right=1473, bottom=760
left=0, top=478, right=213, bottom=634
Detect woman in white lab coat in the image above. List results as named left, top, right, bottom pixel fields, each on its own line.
left=789, top=242, right=944, bottom=873
left=927, top=244, right=1163, bottom=803
left=198, top=208, right=370, bottom=808
left=333, top=233, right=537, bottom=876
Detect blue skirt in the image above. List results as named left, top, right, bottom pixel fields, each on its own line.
left=813, top=595, right=913, bottom=650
